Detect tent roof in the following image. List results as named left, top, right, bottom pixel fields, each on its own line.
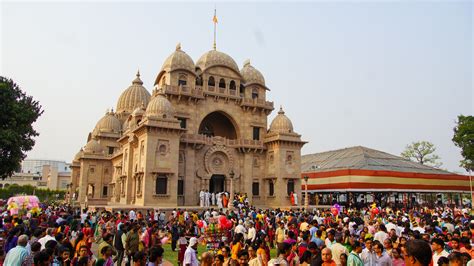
left=302, top=146, right=453, bottom=175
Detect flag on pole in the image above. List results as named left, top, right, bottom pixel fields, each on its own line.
left=213, top=9, right=218, bottom=24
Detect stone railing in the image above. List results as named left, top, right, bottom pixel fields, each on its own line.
left=240, top=98, right=274, bottom=109
left=161, top=85, right=204, bottom=98
left=180, top=134, right=265, bottom=149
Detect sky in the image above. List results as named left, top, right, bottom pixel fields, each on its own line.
left=1, top=1, right=472, bottom=173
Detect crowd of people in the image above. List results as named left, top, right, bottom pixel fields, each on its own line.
left=0, top=200, right=473, bottom=266
left=199, top=191, right=249, bottom=209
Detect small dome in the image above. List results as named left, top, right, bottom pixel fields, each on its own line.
left=161, top=43, right=195, bottom=74
left=241, top=60, right=265, bottom=86
left=93, top=110, right=121, bottom=135
left=116, top=71, right=151, bottom=114
left=269, top=107, right=294, bottom=134
left=196, top=50, right=240, bottom=74
left=145, top=90, right=175, bottom=119
left=131, top=104, right=146, bottom=117
left=83, top=138, right=104, bottom=154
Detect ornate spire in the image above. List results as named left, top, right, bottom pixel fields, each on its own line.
left=176, top=42, right=181, bottom=51
left=278, top=105, right=285, bottom=115
left=132, top=70, right=143, bottom=85
left=243, top=59, right=251, bottom=67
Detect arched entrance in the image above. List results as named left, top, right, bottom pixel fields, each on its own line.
left=210, top=175, right=225, bottom=193
left=199, top=111, right=238, bottom=139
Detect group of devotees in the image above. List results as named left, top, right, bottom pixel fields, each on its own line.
left=0, top=197, right=473, bottom=266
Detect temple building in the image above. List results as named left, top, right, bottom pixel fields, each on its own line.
left=70, top=44, right=306, bottom=208
left=301, top=146, right=471, bottom=208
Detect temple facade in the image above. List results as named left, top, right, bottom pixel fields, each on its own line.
left=70, top=44, right=306, bottom=208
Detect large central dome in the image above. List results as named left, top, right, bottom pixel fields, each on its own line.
left=196, top=50, right=240, bottom=74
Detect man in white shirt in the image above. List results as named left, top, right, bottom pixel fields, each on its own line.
left=360, top=238, right=376, bottom=266
left=204, top=190, right=210, bottom=207
left=247, top=222, right=257, bottom=243
left=184, top=237, right=199, bottom=266
left=129, top=209, right=136, bottom=221
left=235, top=220, right=247, bottom=236
left=385, top=217, right=399, bottom=236
left=38, top=228, right=56, bottom=250
left=412, top=221, right=425, bottom=234
left=431, top=238, right=449, bottom=266
left=374, top=224, right=389, bottom=244
left=199, top=190, right=205, bottom=207
left=80, top=210, right=88, bottom=224
left=330, top=234, right=349, bottom=266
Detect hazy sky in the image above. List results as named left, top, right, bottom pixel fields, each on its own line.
left=1, top=1, right=472, bottom=173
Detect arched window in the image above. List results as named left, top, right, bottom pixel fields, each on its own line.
left=252, top=88, right=258, bottom=99
left=219, top=78, right=226, bottom=88
left=161, top=76, right=166, bottom=86
left=196, top=75, right=203, bottom=86
left=178, top=74, right=187, bottom=86
left=229, top=81, right=236, bottom=95
left=208, top=76, right=215, bottom=86
left=240, top=84, right=245, bottom=97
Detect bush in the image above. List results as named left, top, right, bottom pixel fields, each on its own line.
left=0, top=184, right=66, bottom=202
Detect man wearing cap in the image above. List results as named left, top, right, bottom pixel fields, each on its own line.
left=184, top=237, right=199, bottom=266
left=275, top=222, right=286, bottom=247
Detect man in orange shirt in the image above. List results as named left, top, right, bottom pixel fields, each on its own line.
left=321, top=247, right=336, bottom=266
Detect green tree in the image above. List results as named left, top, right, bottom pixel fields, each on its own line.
left=401, top=141, right=442, bottom=168
left=452, top=115, right=474, bottom=171
left=0, top=77, right=43, bottom=179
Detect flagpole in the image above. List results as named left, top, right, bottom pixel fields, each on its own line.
left=213, top=8, right=217, bottom=50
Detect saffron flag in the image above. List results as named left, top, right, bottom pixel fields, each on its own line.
left=213, top=10, right=218, bottom=24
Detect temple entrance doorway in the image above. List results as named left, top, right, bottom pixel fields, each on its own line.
left=210, top=175, right=225, bottom=193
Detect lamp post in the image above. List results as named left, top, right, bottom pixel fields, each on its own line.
left=229, top=170, right=235, bottom=210
left=304, top=175, right=309, bottom=211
